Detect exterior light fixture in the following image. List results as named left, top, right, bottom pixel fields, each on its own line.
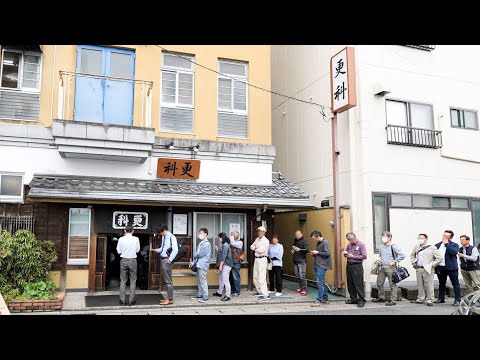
left=166, top=141, right=175, bottom=150
left=189, top=144, right=200, bottom=152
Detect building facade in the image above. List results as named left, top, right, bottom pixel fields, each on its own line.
left=271, top=45, right=480, bottom=297
left=0, top=45, right=313, bottom=292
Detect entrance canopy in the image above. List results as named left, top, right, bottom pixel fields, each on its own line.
left=27, top=172, right=315, bottom=209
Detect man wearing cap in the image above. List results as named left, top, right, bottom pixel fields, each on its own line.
left=250, top=226, right=270, bottom=301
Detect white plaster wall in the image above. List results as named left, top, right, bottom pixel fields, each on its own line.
left=271, top=45, right=354, bottom=207
left=0, top=145, right=273, bottom=186
left=386, top=209, right=471, bottom=283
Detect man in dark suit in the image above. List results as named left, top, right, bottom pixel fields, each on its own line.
left=435, top=230, right=461, bottom=306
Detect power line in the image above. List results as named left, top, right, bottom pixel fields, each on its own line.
left=154, top=45, right=331, bottom=112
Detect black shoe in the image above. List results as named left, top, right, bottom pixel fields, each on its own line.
left=452, top=301, right=460, bottom=306
left=427, top=303, right=433, bottom=306
left=129, top=300, right=136, bottom=306
left=213, top=292, right=222, bottom=297
left=119, top=300, right=126, bottom=305
left=371, top=298, right=384, bottom=303
left=410, top=300, right=423, bottom=304
left=345, top=299, right=358, bottom=304
left=385, top=301, right=396, bottom=306
left=434, top=299, right=445, bottom=304
left=220, top=296, right=231, bottom=302
left=357, top=302, right=365, bottom=308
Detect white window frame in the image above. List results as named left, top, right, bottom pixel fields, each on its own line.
left=0, top=172, right=24, bottom=203
left=385, top=98, right=434, bottom=129
left=160, top=52, right=195, bottom=110
left=0, top=48, right=42, bottom=93
left=450, top=107, right=478, bottom=130
left=67, top=208, right=91, bottom=266
left=193, top=212, right=248, bottom=264
left=217, top=59, right=248, bottom=115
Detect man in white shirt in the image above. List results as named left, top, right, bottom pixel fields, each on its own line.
left=250, top=226, right=270, bottom=301
left=153, top=224, right=178, bottom=305
left=116, top=225, right=140, bottom=306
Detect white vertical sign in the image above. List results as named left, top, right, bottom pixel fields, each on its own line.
left=330, top=47, right=356, bottom=114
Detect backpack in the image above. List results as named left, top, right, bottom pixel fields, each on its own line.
left=165, top=235, right=187, bottom=263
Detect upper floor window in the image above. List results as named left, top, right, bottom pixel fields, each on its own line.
left=217, top=60, right=248, bottom=139
left=450, top=108, right=478, bottom=130
left=0, top=49, right=42, bottom=92
left=386, top=99, right=433, bottom=129
left=160, top=52, right=195, bottom=134
left=217, top=60, right=248, bottom=113
left=0, top=173, right=23, bottom=202
left=161, top=52, right=194, bottom=108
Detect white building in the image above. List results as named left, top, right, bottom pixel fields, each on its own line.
left=271, top=45, right=480, bottom=297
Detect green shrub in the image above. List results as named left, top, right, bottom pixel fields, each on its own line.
left=19, top=280, right=57, bottom=300
left=0, top=230, right=58, bottom=300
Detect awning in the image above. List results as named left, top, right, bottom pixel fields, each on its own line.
left=27, top=173, right=315, bottom=209
left=1, top=45, right=43, bottom=53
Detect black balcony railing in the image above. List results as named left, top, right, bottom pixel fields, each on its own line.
left=386, top=125, right=442, bottom=149
left=403, top=45, right=436, bottom=51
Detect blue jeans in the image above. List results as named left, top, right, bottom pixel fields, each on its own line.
left=230, top=262, right=241, bottom=294
left=314, top=267, right=328, bottom=301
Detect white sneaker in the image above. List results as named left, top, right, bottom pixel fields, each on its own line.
left=275, top=292, right=282, bottom=297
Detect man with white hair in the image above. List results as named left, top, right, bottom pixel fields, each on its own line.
left=250, top=226, right=270, bottom=301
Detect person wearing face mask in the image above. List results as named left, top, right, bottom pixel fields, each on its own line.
left=372, top=231, right=405, bottom=306
left=434, top=230, right=461, bottom=306
left=191, top=228, right=212, bottom=303
left=409, top=233, right=443, bottom=306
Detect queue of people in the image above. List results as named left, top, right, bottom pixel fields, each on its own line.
left=116, top=222, right=479, bottom=307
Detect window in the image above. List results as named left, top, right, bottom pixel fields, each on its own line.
left=390, top=194, right=412, bottom=207
left=67, top=208, right=91, bottom=265
left=386, top=100, right=433, bottom=129
left=432, top=197, right=450, bottom=208
left=450, top=198, right=469, bottom=209
left=0, top=49, right=42, bottom=91
left=473, top=200, right=480, bottom=247
left=161, top=53, right=194, bottom=107
left=160, top=52, right=194, bottom=134
left=217, top=60, right=248, bottom=139
left=193, top=212, right=247, bottom=263
left=412, top=195, right=433, bottom=208
left=373, top=195, right=388, bottom=252
left=0, top=173, right=23, bottom=202
left=450, top=108, right=478, bottom=130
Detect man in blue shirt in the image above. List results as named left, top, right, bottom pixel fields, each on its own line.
left=153, top=224, right=178, bottom=305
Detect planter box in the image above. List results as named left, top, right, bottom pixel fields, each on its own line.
left=7, top=292, right=65, bottom=313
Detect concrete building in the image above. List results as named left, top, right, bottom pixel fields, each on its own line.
left=0, top=45, right=313, bottom=293
left=271, top=45, right=480, bottom=297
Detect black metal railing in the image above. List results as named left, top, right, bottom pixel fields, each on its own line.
left=386, top=125, right=442, bottom=149
left=403, top=45, right=436, bottom=51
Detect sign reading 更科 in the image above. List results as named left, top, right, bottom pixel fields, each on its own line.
left=157, top=158, right=200, bottom=180
left=113, top=211, right=148, bottom=230
left=330, top=47, right=357, bottom=114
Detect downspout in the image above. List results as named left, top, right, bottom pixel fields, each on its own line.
left=49, top=45, right=57, bottom=127
left=248, top=206, right=268, bottom=291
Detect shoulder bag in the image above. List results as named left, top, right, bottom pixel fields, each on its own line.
left=391, top=246, right=409, bottom=283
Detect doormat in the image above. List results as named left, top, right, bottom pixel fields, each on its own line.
left=85, top=294, right=165, bottom=307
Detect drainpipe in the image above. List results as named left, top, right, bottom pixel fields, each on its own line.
left=49, top=45, right=57, bottom=127
left=248, top=206, right=268, bottom=291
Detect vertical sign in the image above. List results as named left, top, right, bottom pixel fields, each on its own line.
left=330, top=47, right=356, bottom=113
left=229, top=223, right=240, bottom=236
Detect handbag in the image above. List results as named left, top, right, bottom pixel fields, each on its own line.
left=267, top=260, right=273, bottom=271
left=391, top=246, right=409, bottom=283
left=191, top=261, right=198, bottom=273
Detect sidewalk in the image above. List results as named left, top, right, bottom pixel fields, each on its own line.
left=59, top=280, right=344, bottom=314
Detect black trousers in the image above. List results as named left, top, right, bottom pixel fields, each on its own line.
left=346, top=263, right=365, bottom=303
left=268, top=266, right=283, bottom=292
left=436, top=266, right=461, bottom=301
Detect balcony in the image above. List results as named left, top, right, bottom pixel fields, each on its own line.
left=53, top=71, right=155, bottom=163
left=386, top=124, right=442, bottom=149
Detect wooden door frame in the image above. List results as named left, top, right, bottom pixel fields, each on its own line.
left=88, top=207, right=97, bottom=293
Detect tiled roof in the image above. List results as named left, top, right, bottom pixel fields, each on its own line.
left=28, top=173, right=314, bottom=209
